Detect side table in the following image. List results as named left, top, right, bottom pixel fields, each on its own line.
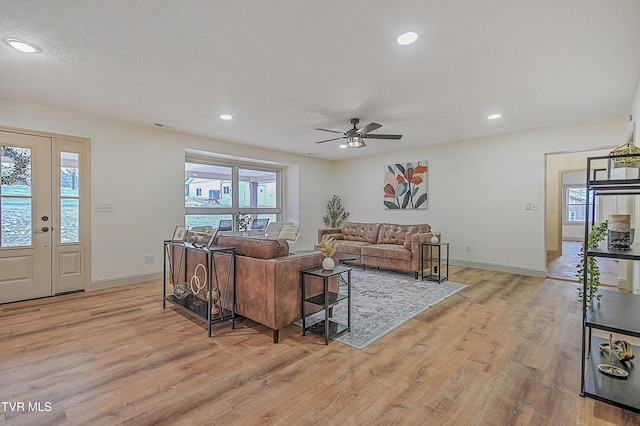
left=421, top=242, right=449, bottom=282
left=163, top=241, right=236, bottom=337
left=300, top=265, right=352, bottom=345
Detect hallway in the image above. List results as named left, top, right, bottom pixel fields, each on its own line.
left=547, top=240, right=619, bottom=286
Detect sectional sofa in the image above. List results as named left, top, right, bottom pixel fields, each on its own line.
left=317, top=221, right=434, bottom=278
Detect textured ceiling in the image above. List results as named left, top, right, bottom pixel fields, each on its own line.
left=1, top=0, right=640, bottom=160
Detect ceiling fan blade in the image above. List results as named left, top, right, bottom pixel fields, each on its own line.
left=314, top=128, right=344, bottom=134
left=363, top=134, right=403, bottom=140
left=357, top=122, right=382, bottom=134
left=315, top=136, right=345, bottom=144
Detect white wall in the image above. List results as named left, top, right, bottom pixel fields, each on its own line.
left=0, top=98, right=334, bottom=287
left=0, top=97, right=633, bottom=283
left=333, top=116, right=628, bottom=276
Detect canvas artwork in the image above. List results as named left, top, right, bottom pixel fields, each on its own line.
left=383, top=161, right=428, bottom=210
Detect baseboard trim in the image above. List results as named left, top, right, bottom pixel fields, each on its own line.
left=450, top=259, right=547, bottom=278
left=91, top=272, right=162, bottom=291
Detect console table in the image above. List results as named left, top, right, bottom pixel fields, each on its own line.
left=163, top=241, right=236, bottom=337
left=420, top=241, right=449, bottom=282
left=300, top=265, right=351, bottom=345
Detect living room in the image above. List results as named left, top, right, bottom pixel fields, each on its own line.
left=2, top=1, right=640, bottom=424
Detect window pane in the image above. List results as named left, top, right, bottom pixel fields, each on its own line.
left=566, top=186, right=598, bottom=223
left=186, top=214, right=233, bottom=229
left=1, top=197, right=32, bottom=247
left=185, top=163, right=232, bottom=207
left=60, top=198, right=79, bottom=243
left=239, top=169, right=276, bottom=208
left=61, top=152, right=79, bottom=197
left=1, top=146, right=31, bottom=195
left=567, top=204, right=586, bottom=222
left=1, top=146, right=32, bottom=247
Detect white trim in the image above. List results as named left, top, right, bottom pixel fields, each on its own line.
left=91, top=272, right=162, bottom=291
left=450, top=259, right=547, bottom=278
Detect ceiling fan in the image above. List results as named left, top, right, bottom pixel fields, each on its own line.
left=314, top=118, right=402, bottom=148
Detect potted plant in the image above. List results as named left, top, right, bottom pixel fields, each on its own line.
left=576, top=220, right=608, bottom=307
left=323, top=195, right=350, bottom=228
left=315, top=237, right=338, bottom=270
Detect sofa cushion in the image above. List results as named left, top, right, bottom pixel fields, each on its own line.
left=335, top=240, right=371, bottom=256
left=215, top=235, right=289, bottom=259
left=403, top=224, right=431, bottom=250
left=362, top=244, right=412, bottom=261
left=340, top=222, right=381, bottom=244
left=377, top=223, right=412, bottom=245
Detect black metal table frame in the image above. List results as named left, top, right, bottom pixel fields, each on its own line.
left=163, top=240, right=236, bottom=337
left=301, top=265, right=352, bottom=345
left=420, top=241, right=449, bottom=282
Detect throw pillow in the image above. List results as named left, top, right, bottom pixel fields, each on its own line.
left=278, top=224, right=299, bottom=241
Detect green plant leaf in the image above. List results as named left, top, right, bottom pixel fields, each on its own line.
left=384, top=201, right=399, bottom=209
left=401, top=192, right=410, bottom=209
left=415, top=193, right=428, bottom=208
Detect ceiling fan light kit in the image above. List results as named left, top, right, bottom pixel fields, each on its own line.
left=346, top=136, right=365, bottom=148
left=314, top=117, right=402, bottom=149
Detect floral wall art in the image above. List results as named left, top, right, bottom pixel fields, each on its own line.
left=383, top=161, right=428, bottom=210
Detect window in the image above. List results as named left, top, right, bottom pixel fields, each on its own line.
left=1, top=145, right=32, bottom=247
left=60, top=151, right=80, bottom=244
left=565, top=185, right=598, bottom=223
left=184, top=158, right=282, bottom=230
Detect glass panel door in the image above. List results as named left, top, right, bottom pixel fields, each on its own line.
left=0, top=132, right=52, bottom=303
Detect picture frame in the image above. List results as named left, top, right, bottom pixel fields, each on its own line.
left=185, top=226, right=218, bottom=248
left=172, top=225, right=187, bottom=241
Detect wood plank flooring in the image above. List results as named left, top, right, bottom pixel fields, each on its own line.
left=1, top=266, right=639, bottom=425
left=547, top=240, right=619, bottom=285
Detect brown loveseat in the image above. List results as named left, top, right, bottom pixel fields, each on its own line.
left=317, top=222, right=434, bottom=278
left=176, top=235, right=336, bottom=343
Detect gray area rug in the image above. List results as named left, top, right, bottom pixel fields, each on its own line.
left=300, top=268, right=467, bottom=349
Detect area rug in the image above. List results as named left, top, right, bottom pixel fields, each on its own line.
left=299, top=268, right=467, bottom=349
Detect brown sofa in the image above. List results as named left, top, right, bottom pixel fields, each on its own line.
left=317, top=222, right=434, bottom=278
left=176, top=235, right=336, bottom=343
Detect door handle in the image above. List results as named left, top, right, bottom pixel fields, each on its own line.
left=34, top=226, right=50, bottom=233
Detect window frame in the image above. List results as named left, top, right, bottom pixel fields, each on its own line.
left=184, top=154, right=283, bottom=230
left=563, top=184, right=599, bottom=225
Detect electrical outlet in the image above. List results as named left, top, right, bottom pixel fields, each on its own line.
left=144, top=254, right=154, bottom=264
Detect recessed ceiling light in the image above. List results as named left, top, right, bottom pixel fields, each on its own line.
left=397, top=31, right=418, bottom=46
left=339, top=144, right=348, bottom=149
left=3, top=38, right=39, bottom=53
left=487, top=113, right=502, bottom=120
left=219, top=114, right=233, bottom=120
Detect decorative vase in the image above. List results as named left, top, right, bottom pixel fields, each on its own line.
left=431, top=235, right=439, bottom=243
left=242, top=230, right=248, bottom=237
left=322, top=257, right=335, bottom=270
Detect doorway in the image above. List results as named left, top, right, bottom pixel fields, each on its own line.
left=0, top=129, right=90, bottom=303
left=545, top=149, right=619, bottom=285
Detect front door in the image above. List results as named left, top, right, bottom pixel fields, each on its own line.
left=1, top=131, right=53, bottom=303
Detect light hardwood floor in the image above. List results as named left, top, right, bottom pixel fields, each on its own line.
left=547, top=240, right=619, bottom=285
left=1, top=266, right=639, bottom=425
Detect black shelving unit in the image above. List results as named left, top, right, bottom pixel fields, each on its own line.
left=300, top=265, right=351, bottom=345
left=580, top=153, right=640, bottom=413
left=163, top=241, right=236, bottom=337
